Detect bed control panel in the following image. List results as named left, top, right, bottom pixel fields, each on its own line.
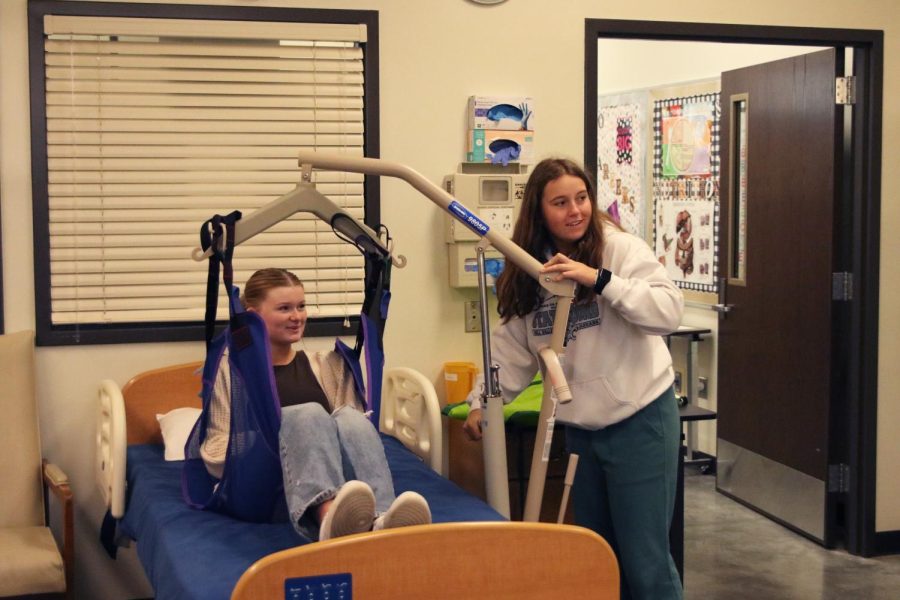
left=285, top=573, right=352, bottom=599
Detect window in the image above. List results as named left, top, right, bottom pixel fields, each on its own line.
left=28, top=1, right=380, bottom=345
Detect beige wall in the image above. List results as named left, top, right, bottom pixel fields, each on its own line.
left=1, top=0, right=896, bottom=597
left=598, top=39, right=825, bottom=95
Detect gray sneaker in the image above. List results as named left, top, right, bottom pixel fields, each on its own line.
left=319, top=480, right=375, bottom=541
left=373, top=491, right=432, bottom=531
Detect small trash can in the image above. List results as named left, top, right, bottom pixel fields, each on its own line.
left=443, top=361, right=478, bottom=406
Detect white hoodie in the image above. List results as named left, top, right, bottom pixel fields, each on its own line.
left=470, top=227, right=683, bottom=430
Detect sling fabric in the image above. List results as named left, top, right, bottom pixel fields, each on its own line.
left=182, top=213, right=284, bottom=522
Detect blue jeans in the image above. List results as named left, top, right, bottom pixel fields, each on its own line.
left=565, top=387, right=683, bottom=600
left=279, top=403, right=395, bottom=540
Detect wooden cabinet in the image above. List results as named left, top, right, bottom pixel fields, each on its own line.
left=446, top=416, right=575, bottom=524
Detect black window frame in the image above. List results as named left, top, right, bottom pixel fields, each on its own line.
left=27, top=0, right=380, bottom=346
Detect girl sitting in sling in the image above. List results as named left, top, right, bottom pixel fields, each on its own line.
left=201, top=268, right=432, bottom=540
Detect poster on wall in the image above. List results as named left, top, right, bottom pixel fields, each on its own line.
left=597, top=91, right=650, bottom=238
left=654, top=195, right=716, bottom=287
left=661, top=100, right=714, bottom=177
left=652, top=93, right=720, bottom=292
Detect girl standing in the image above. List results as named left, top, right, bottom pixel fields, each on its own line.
left=464, top=158, right=683, bottom=599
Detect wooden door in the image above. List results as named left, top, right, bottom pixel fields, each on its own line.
left=717, top=49, right=843, bottom=544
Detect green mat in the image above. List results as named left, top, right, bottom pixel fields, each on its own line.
left=442, top=374, right=543, bottom=427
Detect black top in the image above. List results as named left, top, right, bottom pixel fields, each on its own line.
left=273, top=351, right=331, bottom=412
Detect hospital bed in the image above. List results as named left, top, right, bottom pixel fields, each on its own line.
left=96, top=361, right=619, bottom=599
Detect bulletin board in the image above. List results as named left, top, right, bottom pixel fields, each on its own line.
left=596, top=91, right=651, bottom=238
left=651, top=92, right=720, bottom=293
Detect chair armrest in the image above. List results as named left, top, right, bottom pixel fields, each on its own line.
left=43, top=459, right=74, bottom=598
left=44, top=461, right=70, bottom=488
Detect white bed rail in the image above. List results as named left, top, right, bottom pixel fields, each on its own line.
left=97, top=379, right=127, bottom=519
left=380, top=367, right=443, bottom=476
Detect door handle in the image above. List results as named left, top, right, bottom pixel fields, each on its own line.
left=717, top=277, right=733, bottom=318
left=681, top=279, right=734, bottom=314
left=683, top=301, right=733, bottom=313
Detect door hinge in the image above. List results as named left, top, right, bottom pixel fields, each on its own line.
left=828, top=463, right=850, bottom=494
left=832, top=272, right=853, bottom=301
left=835, top=76, right=856, bottom=105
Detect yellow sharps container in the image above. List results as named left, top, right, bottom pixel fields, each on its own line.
left=442, top=361, right=478, bottom=406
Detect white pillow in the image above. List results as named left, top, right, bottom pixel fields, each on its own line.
left=156, top=407, right=202, bottom=461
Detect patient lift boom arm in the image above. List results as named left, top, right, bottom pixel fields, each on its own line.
left=192, top=172, right=395, bottom=265
left=193, top=152, right=575, bottom=522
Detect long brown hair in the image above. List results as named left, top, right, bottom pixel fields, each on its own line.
left=496, top=157, right=618, bottom=320
left=242, top=268, right=303, bottom=309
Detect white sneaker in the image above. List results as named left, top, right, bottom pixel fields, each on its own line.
left=319, top=480, right=375, bottom=541
left=373, top=491, right=432, bottom=531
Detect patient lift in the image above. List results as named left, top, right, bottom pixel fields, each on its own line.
left=192, top=153, right=576, bottom=522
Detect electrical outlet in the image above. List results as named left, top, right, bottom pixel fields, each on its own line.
left=480, top=207, right=515, bottom=238
left=698, top=376, right=708, bottom=400
left=465, top=300, right=481, bottom=332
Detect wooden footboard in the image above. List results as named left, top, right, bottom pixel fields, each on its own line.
left=232, top=522, right=619, bottom=600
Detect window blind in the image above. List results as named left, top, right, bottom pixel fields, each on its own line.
left=42, top=14, right=369, bottom=325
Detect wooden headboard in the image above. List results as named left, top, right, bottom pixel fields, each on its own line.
left=122, top=361, right=203, bottom=445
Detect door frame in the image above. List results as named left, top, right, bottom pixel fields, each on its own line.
left=584, top=19, right=884, bottom=556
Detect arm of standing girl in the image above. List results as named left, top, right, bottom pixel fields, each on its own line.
left=541, top=234, right=683, bottom=335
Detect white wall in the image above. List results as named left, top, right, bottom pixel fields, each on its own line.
left=597, top=39, right=826, bottom=95
left=1, top=0, right=897, bottom=597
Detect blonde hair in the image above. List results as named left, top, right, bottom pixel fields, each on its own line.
left=241, top=268, right=303, bottom=309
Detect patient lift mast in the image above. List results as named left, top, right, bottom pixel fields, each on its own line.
left=473, top=240, right=509, bottom=516
left=195, top=152, right=576, bottom=522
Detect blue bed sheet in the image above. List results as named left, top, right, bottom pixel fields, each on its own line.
left=120, top=434, right=504, bottom=600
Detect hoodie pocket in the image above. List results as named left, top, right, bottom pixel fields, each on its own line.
left=596, top=375, right=637, bottom=408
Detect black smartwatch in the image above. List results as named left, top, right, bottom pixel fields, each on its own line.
left=593, top=268, right=612, bottom=296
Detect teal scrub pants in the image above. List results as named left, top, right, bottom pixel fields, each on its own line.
left=565, top=387, right=683, bottom=600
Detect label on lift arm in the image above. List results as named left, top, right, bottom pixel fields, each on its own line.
left=541, top=396, right=559, bottom=462
left=449, top=200, right=490, bottom=236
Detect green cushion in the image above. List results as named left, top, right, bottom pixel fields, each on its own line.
left=442, top=374, right=543, bottom=427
